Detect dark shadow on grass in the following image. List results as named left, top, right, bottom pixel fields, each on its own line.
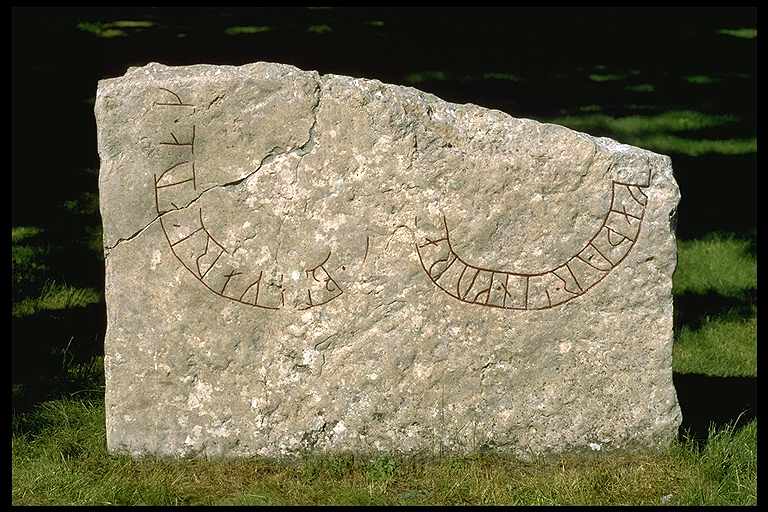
left=672, top=154, right=756, bottom=240
left=673, top=287, right=756, bottom=332
left=745, top=233, right=757, bottom=259
left=12, top=301, right=107, bottom=414
left=673, top=372, right=756, bottom=444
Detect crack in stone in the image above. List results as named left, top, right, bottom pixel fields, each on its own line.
left=296, top=79, right=322, bottom=157
left=215, top=145, right=282, bottom=192
left=207, top=94, right=225, bottom=109
left=314, top=333, right=338, bottom=351
left=103, top=149, right=279, bottom=255
left=103, top=217, right=163, bottom=256
left=105, top=76, right=324, bottom=255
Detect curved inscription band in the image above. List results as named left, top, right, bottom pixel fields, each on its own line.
left=151, top=87, right=343, bottom=311
left=150, top=87, right=649, bottom=313
left=157, top=208, right=284, bottom=310
left=416, top=177, right=650, bottom=310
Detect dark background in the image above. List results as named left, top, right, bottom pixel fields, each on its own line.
left=12, top=7, right=757, bottom=235
left=11, top=7, right=757, bottom=439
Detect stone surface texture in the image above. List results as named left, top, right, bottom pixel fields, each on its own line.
left=96, top=62, right=681, bottom=459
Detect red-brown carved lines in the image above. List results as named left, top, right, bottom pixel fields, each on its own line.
left=298, top=252, right=343, bottom=310
left=152, top=87, right=343, bottom=310
left=158, top=207, right=286, bottom=309
left=154, top=160, right=198, bottom=214
left=416, top=177, right=649, bottom=310
left=157, top=204, right=346, bottom=310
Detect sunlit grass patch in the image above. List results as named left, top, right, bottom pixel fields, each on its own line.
left=674, top=316, right=756, bottom=377
left=307, top=25, right=333, bottom=34
left=224, top=26, right=271, bottom=35
left=588, top=73, right=626, bottom=82
left=548, top=110, right=738, bottom=136
left=674, top=234, right=755, bottom=297
left=544, top=111, right=754, bottom=155
left=684, top=75, right=720, bottom=85
left=717, top=28, right=757, bottom=39
left=12, top=281, right=101, bottom=318
left=110, top=20, right=154, bottom=29
left=625, top=84, right=655, bottom=92
left=76, top=20, right=155, bottom=38
left=12, top=226, right=43, bottom=244
left=76, top=22, right=125, bottom=38
left=12, top=399, right=110, bottom=504
left=405, top=71, right=448, bottom=83
left=633, top=135, right=755, bottom=156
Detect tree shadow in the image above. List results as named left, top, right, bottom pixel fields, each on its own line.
left=12, top=301, right=107, bottom=414
left=673, top=372, right=756, bottom=444
left=674, top=287, right=756, bottom=332
left=672, top=155, right=756, bottom=241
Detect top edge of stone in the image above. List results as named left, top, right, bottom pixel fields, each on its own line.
left=96, top=61, right=672, bottom=163
left=97, top=61, right=312, bottom=89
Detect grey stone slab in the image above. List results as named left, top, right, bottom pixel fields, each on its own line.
left=96, top=62, right=681, bottom=459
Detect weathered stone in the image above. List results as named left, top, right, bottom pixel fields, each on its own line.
left=96, top=62, right=681, bottom=459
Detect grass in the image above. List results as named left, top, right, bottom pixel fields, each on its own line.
left=307, top=24, right=333, bottom=34
left=717, top=28, right=757, bottom=39
left=674, top=316, right=756, bottom=377
left=674, top=234, right=756, bottom=297
left=548, top=110, right=738, bottom=136
left=629, top=135, right=755, bottom=156
left=12, top=226, right=49, bottom=295
left=544, top=111, right=755, bottom=156
left=405, top=70, right=449, bottom=83
left=12, top=226, right=43, bottom=243
left=672, top=234, right=756, bottom=377
left=224, top=25, right=271, bottom=35
left=12, top=280, right=101, bottom=318
left=11, top=398, right=756, bottom=505
left=12, top=219, right=102, bottom=317
left=76, top=20, right=155, bottom=38
left=625, top=83, right=655, bottom=93
left=684, top=74, right=720, bottom=85
left=588, top=73, right=627, bottom=82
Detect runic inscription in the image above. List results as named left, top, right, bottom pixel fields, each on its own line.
left=150, top=88, right=343, bottom=310
left=416, top=175, right=650, bottom=310
left=298, top=252, right=343, bottom=310
left=150, top=86, right=650, bottom=313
